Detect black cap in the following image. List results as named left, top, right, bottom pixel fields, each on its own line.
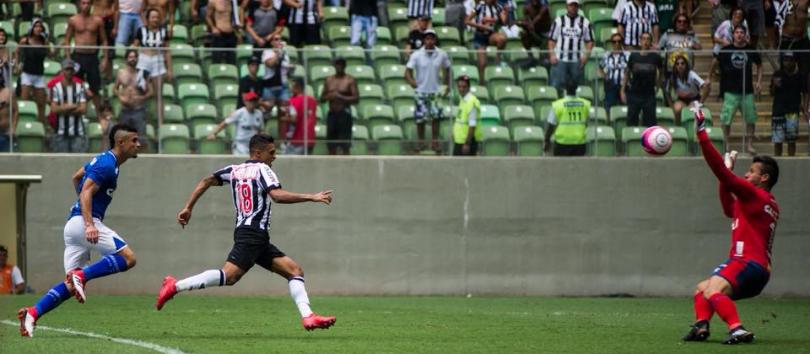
left=248, top=55, right=261, bottom=65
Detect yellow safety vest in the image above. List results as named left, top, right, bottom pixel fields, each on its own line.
left=453, top=93, right=482, bottom=144
left=552, top=96, right=590, bottom=145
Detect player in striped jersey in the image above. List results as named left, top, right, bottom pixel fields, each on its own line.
left=18, top=124, right=142, bottom=337
left=156, top=134, right=337, bottom=331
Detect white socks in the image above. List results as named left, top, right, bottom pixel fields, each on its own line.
left=176, top=269, right=225, bottom=292
left=288, top=276, right=313, bottom=318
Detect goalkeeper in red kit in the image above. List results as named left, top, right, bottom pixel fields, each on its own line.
left=683, top=104, right=780, bottom=345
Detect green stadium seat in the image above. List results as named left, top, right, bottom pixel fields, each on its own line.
left=159, top=124, right=191, bottom=154
left=309, top=65, right=336, bottom=87
left=621, top=126, right=645, bottom=156
left=453, top=65, right=479, bottom=85
left=236, top=44, right=254, bottom=67
left=302, top=45, right=333, bottom=67
left=328, top=26, right=352, bottom=47
left=370, top=45, right=401, bottom=67
left=15, top=121, right=45, bottom=153
left=480, top=125, right=511, bottom=156
left=513, top=126, right=545, bottom=156
left=208, top=64, right=239, bottom=87
left=372, top=124, right=404, bottom=155
left=178, top=83, right=210, bottom=107
left=378, top=64, right=407, bottom=87
left=701, top=127, right=726, bottom=154
left=375, top=26, right=393, bottom=45
left=323, top=6, right=349, bottom=34
left=173, top=63, right=203, bottom=86
left=503, top=105, right=536, bottom=129
left=53, top=22, right=68, bottom=44
left=682, top=107, right=714, bottom=143
left=86, top=122, right=104, bottom=152
left=351, top=125, right=369, bottom=155
left=185, top=103, right=219, bottom=128
left=576, top=86, right=594, bottom=102
left=493, top=85, right=526, bottom=108
left=446, top=46, right=471, bottom=65
left=361, top=104, right=395, bottom=130
left=170, top=43, right=196, bottom=65
left=161, top=83, right=177, bottom=104
left=48, top=3, right=76, bottom=26
left=656, top=107, right=676, bottom=127
left=214, top=84, right=239, bottom=103
left=586, top=125, right=616, bottom=156
left=163, top=103, right=185, bottom=123
left=191, top=24, right=208, bottom=46
left=347, top=65, right=377, bottom=85
left=170, top=24, right=188, bottom=44
left=313, top=123, right=328, bottom=154
left=194, top=124, right=228, bottom=154
left=588, top=8, right=615, bottom=41
left=485, top=66, right=515, bottom=93
left=480, top=104, right=501, bottom=126
left=526, top=86, right=558, bottom=117
left=431, top=7, right=446, bottom=26
left=17, top=100, right=38, bottom=122
left=358, top=84, right=386, bottom=114
left=610, top=105, right=629, bottom=138
left=666, top=126, right=689, bottom=157
left=388, top=7, right=409, bottom=28
left=518, top=66, right=549, bottom=89
left=0, top=21, right=14, bottom=39
left=386, top=83, right=415, bottom=109
left=436, top=26, right=461, bottom=46
left=394, top=25, right=411, bottom=44
left=43, top=60, right=60, bottom=76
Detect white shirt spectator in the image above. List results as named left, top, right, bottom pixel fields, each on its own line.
left=406, top=48, right=452, bottom=94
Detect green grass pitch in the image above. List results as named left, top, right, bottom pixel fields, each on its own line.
left=1, top=295, right=809, bottom=353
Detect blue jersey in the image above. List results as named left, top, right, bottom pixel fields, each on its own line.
left=69, top=151, right=119, bottom=221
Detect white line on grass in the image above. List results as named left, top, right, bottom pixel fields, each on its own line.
left=1, top=319, right=189, bottom=354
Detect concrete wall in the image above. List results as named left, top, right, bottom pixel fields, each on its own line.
left=0, top=154, right=808, bottom=297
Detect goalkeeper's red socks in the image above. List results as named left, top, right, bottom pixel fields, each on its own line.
left=693, top=291, right=714, bottom=322
left=709, top=293, right=742, bottom=329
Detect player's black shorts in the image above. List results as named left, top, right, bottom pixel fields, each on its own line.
left=226, top=227, right=286, bottom=272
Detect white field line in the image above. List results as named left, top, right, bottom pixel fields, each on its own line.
left=1, top=319, right=189, bottom=354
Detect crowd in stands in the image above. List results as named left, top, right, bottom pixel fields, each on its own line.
left=0, top=0, right=807, bottom=156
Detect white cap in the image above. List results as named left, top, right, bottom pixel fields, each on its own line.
left=567, top=0, right=580, bottom=4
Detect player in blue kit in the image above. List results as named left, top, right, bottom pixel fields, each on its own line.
left=17, top=124, right=142, bottom=337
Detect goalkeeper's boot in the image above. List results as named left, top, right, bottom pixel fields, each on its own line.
left=723, top=326, right=754, bottom=345
left=682, top=320, right=710, bottom=342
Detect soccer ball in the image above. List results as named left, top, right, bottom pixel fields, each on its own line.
left=641, top=126, right=672, bottom=155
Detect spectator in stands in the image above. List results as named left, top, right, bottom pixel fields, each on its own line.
left=713, top=7, right=749, bottom=56
left=466, top=0, right=508, bottom=81
left=618, top=0, right=659, bottom=49
left=445, top=0, right=467, bottom=32
left=0, top=28, right=12, bottom=152
left=517, top=0, right=550, bottom=65
left=599, top=32, right=629, bottom=113
left=452, top=75, right=481, bottom=156
left=0, top=245, right=25, bottom=294
left=405, top=29, right=451, bottom=153
left=238, top=55, right=266, bottom=109
left=93, top=0, right=116, bottom=77
left=776, top=0, right=809, bottom=80
left=207, top=91, right=265, bottom=155
left=281, top=78, right=317, bottom=155
left=710, top=0, right=736, bottom=34
left=191, top=0, right=208, bottom=24
left=770, top=52, right=807, bottom=156
left=665, top=54, right=708, bottom=123
left=285, top=0, right=323, bottom=48
left=15, top=0, right=41, bottom=21
left=548, top=0, right=593, bottom=96
left=544, top=80, right=590, bottom=156
left=320, top=57, right=358, bottom=155
left=143, top=0, right=176, bottom=38
left=407, top=0, right=434, bottom=29
left=116, top=0, right=145, bottom=45
left=349, top=0, right=378, bottom=48
left=262, top=35, right=293, bottom=112
left=207, top=0, right=240, bottom=63
left=114, top=50, right=154, bottom=148
left=621, top=32, right=661, bottom=127
left=655, top=0, right=678, bottom=34
left=66, top=0, right=110, bottom=122
left=133, top=8, right=172, bottom=125
left=710, top=25, right=761, bottom=154
left=405, top=15, right=432, bottom=60
left=740, top=0, right=765, bottom=47
left=50, top=59, right=89, bottom=153
left=245, top=0, right=284, bottom=49
left=15, top=18, right=52, bottom=126
left=658, top=13, right=701, bottom=76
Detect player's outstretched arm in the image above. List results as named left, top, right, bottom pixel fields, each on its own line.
left=177, top=176, right=220, bottom=228
left=693, top=105, right=756, bottom=199
left=79, top=178, right=101, bottom=244
left=269, top=188, right=333, bottom=205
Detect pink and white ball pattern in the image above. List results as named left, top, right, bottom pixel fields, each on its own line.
left=641, top=126, right=672, bottom=155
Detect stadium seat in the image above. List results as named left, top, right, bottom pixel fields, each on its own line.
left=53, top=22, right=68, bottom=44
left=503, top=105, right=536, bottom=129
left=453, top=65, right=479, bottom=85
left=302, top=45, right=333, bottom=67
left=15, top=121, right=45, bottom=153
left=485, top=66, right=515, bottom=93
left=194, top=124, right=228, bottom=154
left=328, top=26, right=353, bottom=47
left=518, top=66, right=549, bottom=89
left=666, top=126, right=689, bottom=157
left=191, top=24, right=208, bottom=46
left=163, top=103, right=185, bottom=123
left=431, top=7, right=446, bottom=26
left=610, top=105, right=629, bottom=138
left=0, top=21, right=14, bottom=39
left=170, top=43, right=196, bottom=65
left=480, top=104, right=501, bottom=126
left=185, top=103, right=219, bottom=130
left=700, top=127, right=725, bottom=154
left=468, top=85, right=490, bottom=104
left=480, top=125, right=511, bottom=156
left=378, top=64, right=407, bottom=87
left=161, top=83, right=177, bottom=104
left=208, top=64, right=239, bottom=87
left=588, top=8, right=615, bottom=42
left=682, top=107, right=714, bottom=142
left=436, top=27, right=462, bottom=46
left=351, top=125, right=369, bottom=155
left=178, top=83, right=210, bottom=107
left=17, top=101, right=38, bottom=122
left=586, top=125, right=616, bottom=156
left=171, top=24, right=188, bottom=44
left=361, top=104, right=395, bottom=129
left=656, top=107, right=676, bottom=127
left=394, top=25, right=411, bottom=45
left=236, top=44, right=254, bottom=67
left=214, top=84, right=239, bottom=103
left=374, top=26, right=393, bottom=45
left=493, top=85, right=526, bottom=108
left=388, top=7, right=408, bottom=29
left=159, top=124, right=191, bottom=154
left=85, top=122, right=104, bottom=152
left=323, top=6, right=349, bottom=34
left=173, top=63, right=204, bottom=86
left=372, top=124, right=404, bottom=155
left=348, top=65, right=377, bottom=86
left=512, top=126, right=545, bottom=156
left=526, top=86, right=558, bottom=117
left=43, top=60, right=60, bottom=76
left=47, top=3, right=76, bottom=27
left=599, top=27, right=620, bottom=46
left=446, top=46, right=471, bottom=65
left=310, top=65, right=336, bottom=87
left=576, top=86, right=594, bottom=102
left=621, top=126, right=645, bottom=156
left=313, top=123, right=328, bottom=154
left=358, top=84, right=386, bottom=114
left=370, top=45, right=401, bottom=67
left=589, top=107, right=609, bottom=126
left=386, top=83, right=415, bottom=109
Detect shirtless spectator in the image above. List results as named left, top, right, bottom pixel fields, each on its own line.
left=777, top=0, right=809, bottom=85
left=191, top=0, right=209, bottom=24
left=93, top=0, right=116, bottom=75
left=66, top=0, right=109, bottom=116
left=115, top=0, right=144, bottom=45
left=207, top=0, right=239, bottom=64
left=319, top=57, right=358, bottom=155
left=113, top=49, right=154, bottom=148
left=143, top=0, right=176, bottom=38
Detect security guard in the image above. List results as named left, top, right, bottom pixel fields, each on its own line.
left=453, top=75, right=482, bottom=156
left=544, top=81, right=591, bottom=156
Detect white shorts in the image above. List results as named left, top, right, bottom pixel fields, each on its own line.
left=136, top=53, right=167, bottom=78
left=63, top=216, right=129, bottom=273
left=20, top=72, right=46, bottom=89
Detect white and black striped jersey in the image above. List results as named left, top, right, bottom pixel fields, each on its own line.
left=549, top=15, right=593, bottom=62
left=619, top=0, right=658, bottom=47
left=137, top=26, right=167, bottom=48
left=51, top=80, right=87, bottom=137
left=407, top=0, right=434, bottom=19
left=472, top=3, right=504, bottom=33
left=213, top=160, right=281, bottom=231
left=599, top=51, right=630, bottom=85
left=289, top=0, right=318, bottom=25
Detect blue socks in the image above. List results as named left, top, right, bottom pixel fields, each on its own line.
left=34, top=282, right=71, bottom=317
left=82, top=254, right=129, bottom=281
